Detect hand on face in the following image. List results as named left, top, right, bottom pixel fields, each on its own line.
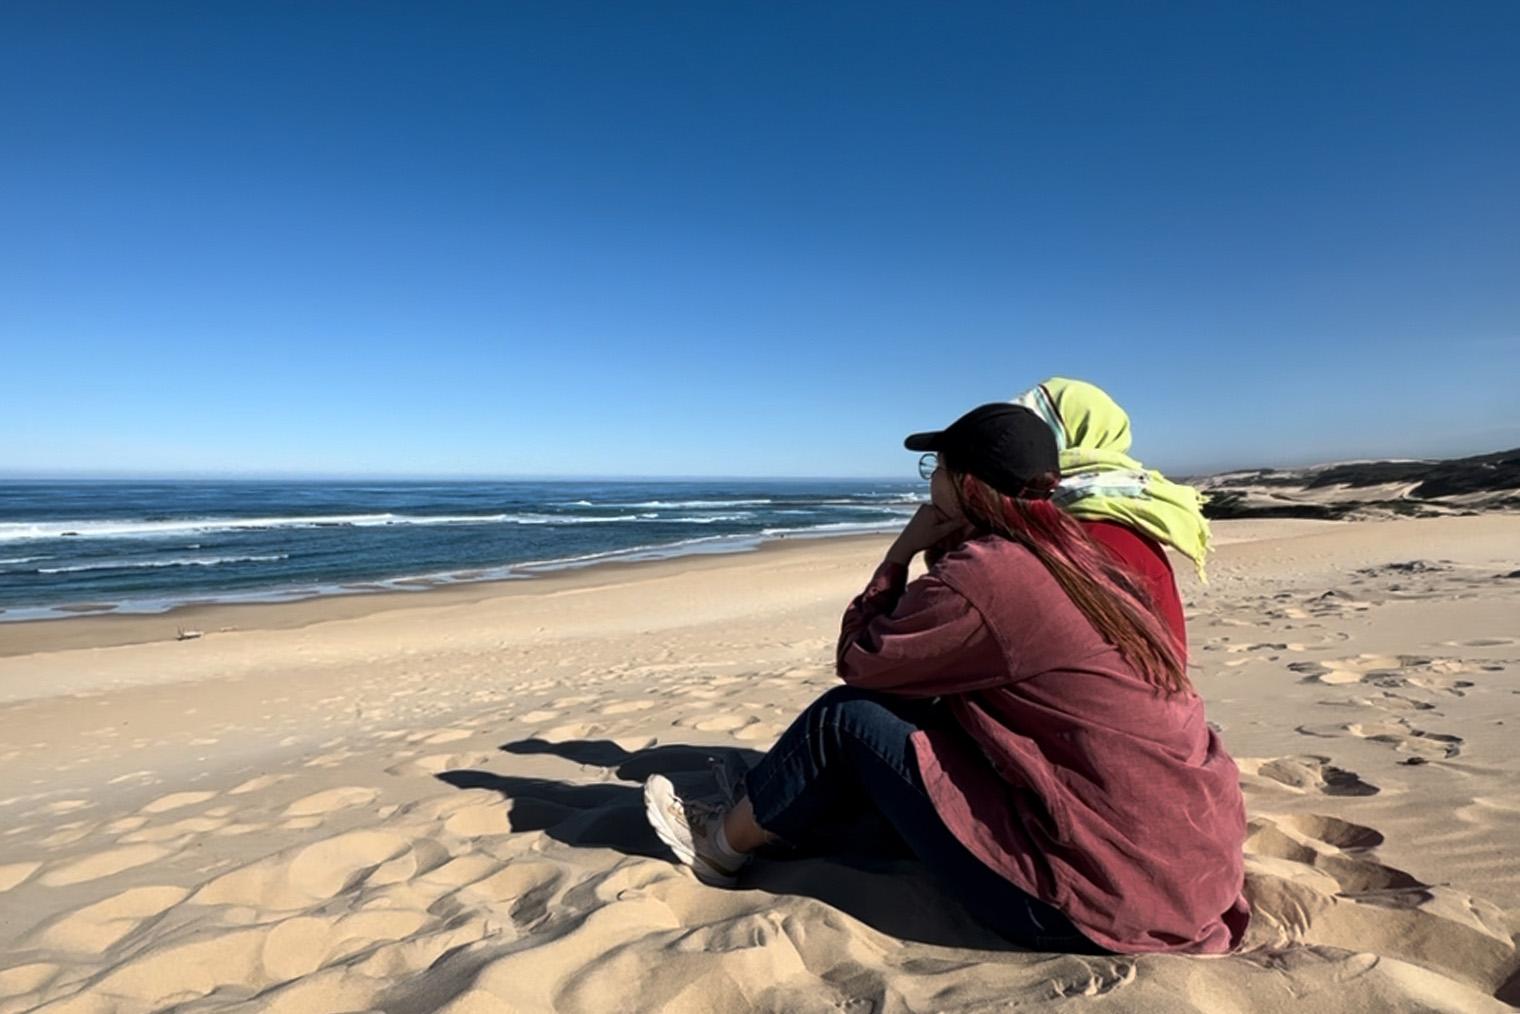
left=887, top=503, right=969, bottom=566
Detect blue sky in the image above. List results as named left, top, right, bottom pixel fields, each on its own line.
left=3, top=1, right=1517, bottom=479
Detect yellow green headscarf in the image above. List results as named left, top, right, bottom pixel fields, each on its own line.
left=1013, top=378, right=1212, bottom=580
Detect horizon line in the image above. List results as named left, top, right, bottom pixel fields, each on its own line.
left=4, top=443, right=1512, bottom=485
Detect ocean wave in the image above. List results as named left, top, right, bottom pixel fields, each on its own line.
left=0, top=509, right=796, bottom=542
left=508, top=533, right=746, bottom=571
left=760, top=520, right=905, bottom=537
left=0, top=556, right=45, bottom=565
left=815, top=498, right=924, bottom=508
left=0, top=514, right=512, bottom=541
left=36, top=554, right=290, bottom=574
left=558, top=499, right=775, bottom=509
left=0, top=512, right=715, bottom=540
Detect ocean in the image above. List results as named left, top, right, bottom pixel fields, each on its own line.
left=0, top=479, right=924, bottom=621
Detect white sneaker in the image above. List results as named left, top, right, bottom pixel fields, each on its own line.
left=643, top=774, right=747, bottom=887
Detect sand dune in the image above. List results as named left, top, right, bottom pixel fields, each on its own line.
left=1195, top=446, right=1520, bottom=520
left=1, top=517, right=1518, bottom=1011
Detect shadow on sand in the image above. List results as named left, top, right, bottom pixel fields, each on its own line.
left=434, top=736, right=1013, bottom=949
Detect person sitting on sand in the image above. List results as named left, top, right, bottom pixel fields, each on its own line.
left=643, top=403, right=1250, bottom=954
left=1011, top=377, right=1213, bottom=655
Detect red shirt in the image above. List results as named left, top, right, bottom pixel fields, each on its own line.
left=1082, top=519, right=1188, bottom=659
left=836, top=535, right=1248, bottom=954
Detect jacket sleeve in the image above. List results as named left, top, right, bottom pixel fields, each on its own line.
left=835, top=561, right=1006, bottom=697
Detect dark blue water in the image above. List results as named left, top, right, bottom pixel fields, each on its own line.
left=0, top=480, right=923, bottom=620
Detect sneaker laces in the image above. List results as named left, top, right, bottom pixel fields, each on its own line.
left=677, top=794, right=725, bottom=838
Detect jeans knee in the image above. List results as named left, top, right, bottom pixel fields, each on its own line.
left=810, top=685, right=890, bottom=726
left=816, top=684, right=875, bottom=707
left=807, top=685, right=920, bottom=744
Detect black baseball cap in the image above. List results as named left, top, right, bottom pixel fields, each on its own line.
left=905, top=403, right=1060, bottom=498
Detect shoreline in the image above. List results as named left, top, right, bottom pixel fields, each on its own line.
left=0, top=515, right=1457, bottom=659
left=0, top=522, right=912, bottom=624
left=0, top=512, right=1505, bottom=662
left=0, top=531, right=897, bottom=658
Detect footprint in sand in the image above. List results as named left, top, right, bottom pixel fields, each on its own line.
left=27, top=885, right=189, bottom=952
left=1237, top=755, right=1380, bottom=796
left=451, top=860, right=565, bottom=926
left=57, top=906, right=432, bottom=1009
left=105, top=816, right=149, bottom=834
left=417, top=728, right=475, bottom=746
left=0, top=963, right=60, bottom=1003
left=1297, top=716, right=1464, bottom=759
left=551, top=695, right=601, bottom=709
left=1244, top=812, right=1513, bottom=987
left=733, top=721, right=783, bottom=743
left=600, top=700, right=657, bottom=715
left=39, top=844, right=174, bottom=887
left=281, top=786, right=379, bottom=818
left=191, top=829, right=414, bottom=910
left=671, top=687, right=724, bottom=700
left=1288, top=654, right=1407, bottom=686
left=441, top=801, right=515, bottom=838
left=229, top=773, right=292, bottom=795
left=120, top=816, right=232, bottom=844
left=537, top=722, right=605, bottom=744
left=41, top=822, right=99, bottom=848
left=1293, top=654, right=1482, bottom=700
left=386, top=750, right=498, bottom=777
left=1404, top=676, right=1476, bottom=697
left=0, top=860, right=41, bottom=892
left=686, top=713, right=751, bottom=733
left=1219, top=642, right=1298, bottom=654
left=1364, top=690, right=1437, bottom=712
left=1303, top=590, right=1378, bottom=615
left=107, top=769, right=159, bottom=786
left=142, top=790, right=218, bottom=815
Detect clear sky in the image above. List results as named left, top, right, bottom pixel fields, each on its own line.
left=3, top=2, right=1517, bottom=479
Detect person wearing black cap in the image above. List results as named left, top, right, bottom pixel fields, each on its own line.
left=645, top=404, right=1250, bottom=956
left=903, top=401, right=1062, bottom=501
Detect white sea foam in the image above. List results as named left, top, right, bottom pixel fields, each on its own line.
left=0, top=512, right=749, bottom=541
left=0, top=514, right=508, bottom=541
left=509, top=533, right=758, bottom=572
left=617, top=499, right=775, bottom=508
left=816, top=498, right=923, bottom=508
left=760, top=520, right=905, bottom=537
left=0, top=507, right=823, bottom=542
left=567, top=499, right=776, bottom=508
left=36, top=554, right=290, bottom=574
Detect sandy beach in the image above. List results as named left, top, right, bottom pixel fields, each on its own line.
left=2, top=516, right=1518, bottom=1012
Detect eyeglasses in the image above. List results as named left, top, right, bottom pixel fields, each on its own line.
left=917, top=452, right=939, bottom=481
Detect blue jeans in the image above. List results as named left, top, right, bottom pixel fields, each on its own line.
left=744, top=686, right=1097, bottom=951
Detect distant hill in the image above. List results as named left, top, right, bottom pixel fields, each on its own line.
left=1193, top=448, right=1520, bottom=520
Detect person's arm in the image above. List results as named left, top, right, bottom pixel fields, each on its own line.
left=835, top=561, right=1006, bottom=697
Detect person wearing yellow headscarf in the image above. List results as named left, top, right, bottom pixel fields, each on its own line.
left=1013, top=378, right=1212, bottom=581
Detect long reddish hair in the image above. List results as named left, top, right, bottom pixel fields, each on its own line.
left=952, top=470, right=1191, bottom=695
